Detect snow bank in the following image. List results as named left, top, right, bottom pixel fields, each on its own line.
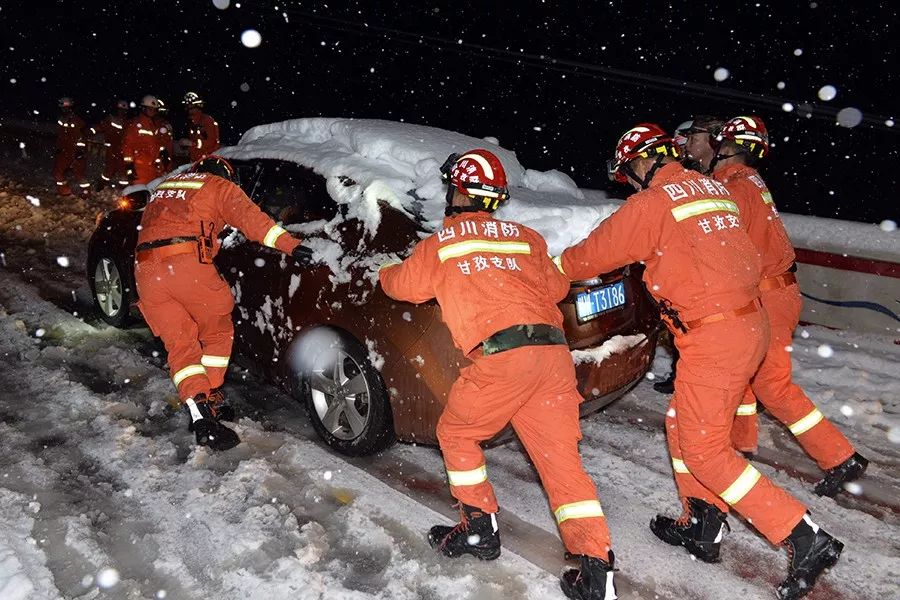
left=0, top=490, right=56, bottom=600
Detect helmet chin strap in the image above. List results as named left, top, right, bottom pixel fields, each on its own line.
left=624, top=154, right=666, bottom=190
left=444, top=187, right=497, bottom=216
left=706, top=138, right=747, bottom=174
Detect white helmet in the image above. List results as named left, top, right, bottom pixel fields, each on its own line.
left=140, top=95, right=160, bottom=109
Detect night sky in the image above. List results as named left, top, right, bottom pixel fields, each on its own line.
left=2, top=1, right=897, bottom=223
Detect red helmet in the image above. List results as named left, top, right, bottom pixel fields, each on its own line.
left=716, top=115, right=770, bottom=159
left=607, top=123, right=679, bottom=183
left=440, top=149, right=510, bottom=211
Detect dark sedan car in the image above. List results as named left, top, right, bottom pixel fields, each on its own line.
left=87, top=123, right=659, bottom=456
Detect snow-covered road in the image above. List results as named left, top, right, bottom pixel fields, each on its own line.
left=0, top=147, right=897, bottom=599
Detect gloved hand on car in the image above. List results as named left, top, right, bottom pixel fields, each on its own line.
left=292, top=244, right=316, bottom=266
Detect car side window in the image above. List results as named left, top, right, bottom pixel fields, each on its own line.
left=234, top=161, right=264, bottom=202
left=253, top=161, right=338, bottom=224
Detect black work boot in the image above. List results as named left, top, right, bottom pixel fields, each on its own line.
left=652, top=372, right=675, bottom=394
left=561, top=552, right=617, bottom=600
left=650, top=497, right=729, bottom=562
left=208, top=387, right=236, bottom=422
left=776, top=514, right=843, bottom=599
left=814, top=452, right=868, bottom=497
left=185, top=394, right=240, bottom=451
left=428, top=503, right=501, bottom=560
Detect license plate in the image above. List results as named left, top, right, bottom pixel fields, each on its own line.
left=575, top=281, right=626, bottom=322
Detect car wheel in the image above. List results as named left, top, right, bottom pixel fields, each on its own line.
left=89, top=254, right=132, bottom=327
left=295, top=330, right=395, bottom=456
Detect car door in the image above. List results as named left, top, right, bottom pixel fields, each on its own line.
left=215, top=159, right=297, bottom=377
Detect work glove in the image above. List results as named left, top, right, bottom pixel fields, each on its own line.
left=292, top=244, right=315, bottom=266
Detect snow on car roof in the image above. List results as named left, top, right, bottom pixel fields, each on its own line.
left=217, top=117, right=620, bottom=254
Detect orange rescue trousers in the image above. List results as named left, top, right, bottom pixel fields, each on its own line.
left=135, top=253, right=234, bottom=402
left=52, top=148, right=87, bottom=195
left=730, top=283, right=855, bottom=469
left=666, top=309, right=807, bottom=545
left=437, top=344, right=612, bottom=560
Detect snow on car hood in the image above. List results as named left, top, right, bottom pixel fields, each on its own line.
left=218, top=117, right=620, bottom=254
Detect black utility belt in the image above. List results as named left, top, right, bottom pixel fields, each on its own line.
left=135, top=236, right=198, bottom=252
left=481, top=324, right=567, bottom=356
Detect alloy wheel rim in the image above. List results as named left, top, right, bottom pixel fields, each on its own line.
left=94, top=258, right=123, bottom=317
left=309, top=349, right=372, bottom=441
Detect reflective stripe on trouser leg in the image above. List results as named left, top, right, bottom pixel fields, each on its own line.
left=731, top=389, right=759, bottom=453
left=446, top=464, right=488, bottom=487
left=555, top=500, right=604, bottom=524
left=201, top=355, right=229, bottom=368
left=789, top=408, right=824, bottom=435
left=719, top=464, right=762, bottom=505
left=173, top=364, right=207, bottom=388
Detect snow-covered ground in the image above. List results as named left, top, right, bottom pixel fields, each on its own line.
left=0, top=131, right=898, bottom=599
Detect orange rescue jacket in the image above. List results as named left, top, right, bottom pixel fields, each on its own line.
left=188, top=112, right=220, bottom=161
left=714, top=163, right=795, bottom=280
left=138, top=172, right=301, bottom=259
left=121, top=116, right=161, bottom=165
left=95, top=114, right=127, bottom=153
left=560, top=162, right=761, bottom=322
left=56, top=114, right=87, bottom=152
left=380, top=211, right=570, bottom=355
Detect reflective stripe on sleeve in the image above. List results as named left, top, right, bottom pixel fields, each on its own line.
left=761, top=191, right=774, bottom=205
left=555, top=500, right=604, bottom=524
left=172, top=364, right=207, bottom=387
left=552, top=255, right=565, bottom=274
left=446, top=464, right=488, bottom=487
left=736, top=403, right=758, bottom=416
left=671, top=458, right=690, bottom=474
left=789, top=408, right=824, bottom=436
left=437, top=240, right=531, bottom=263
left=670, top=199, right=740, bottom=222
left=263, top=224, right=288, bottom=248
left=200, top=355, right=230, bottom=368
left=719, top=464, right=762, bottom=505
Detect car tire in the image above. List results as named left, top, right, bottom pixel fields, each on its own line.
left=88, top=252, right=133, bottom=328
left=293, top=329, right=396, bottom=456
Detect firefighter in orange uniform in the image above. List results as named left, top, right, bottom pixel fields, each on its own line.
left=695, top=115, right=867, bottom=496
left=134, top=156, right=315, bottom=450
left=154, top=98, right=175, bottom=173
left=183, top=92, right=220, bottom=162
left=559, top=124, right=843, bottom=600
left=122, top=95, right=166, bottom=185
left=53, top=97, right=91, bottom=197
left=380, top=150, right=617, bottom=600
left=94, top=99, right=129, bottom=189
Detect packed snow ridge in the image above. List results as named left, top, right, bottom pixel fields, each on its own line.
left=220, top=117, right=620, bottom=254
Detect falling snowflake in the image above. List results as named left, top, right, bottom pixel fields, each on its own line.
left=26, top=195, right=40, bottom=206
left=241, top=29, right=262, bottom=48
left=56, top=256, right=70, bottom=267
left=212, top=0, right=230, bottom=8
left=880, top=220, right=897, bottom=232
left=96, top=568, right=120, bottom=588
left=782, top=103, right=795, bottom=112
left=713, top=67, right=730, bottom=82
left=817, top=85, right=837, bottom=101
left=836, top=107, right=863, bottom=128
left=816, top=344, right=834, bottom=358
